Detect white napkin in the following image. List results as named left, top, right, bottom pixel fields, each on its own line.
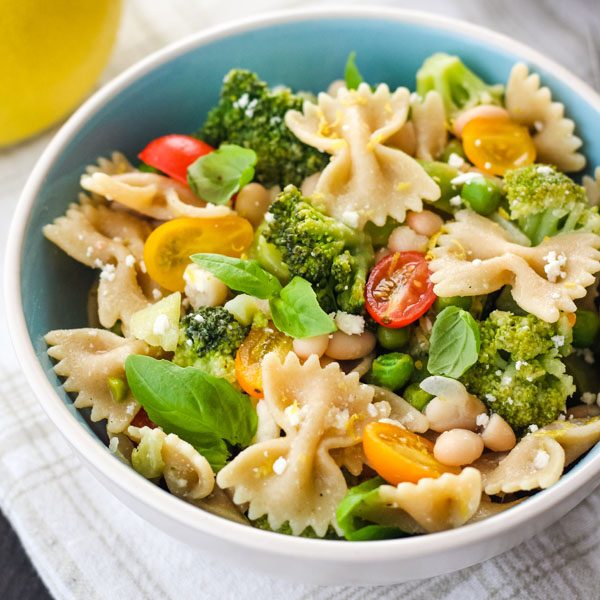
left=2, top=1, right=600, bottom=598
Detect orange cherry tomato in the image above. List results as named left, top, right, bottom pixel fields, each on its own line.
left=363, top=421, right=457, bottom=485
left=235, top=323, right=293, bottom=399
left=143, top=215, right=253, bottom=292
left=462, top=116, right=536, bottom=175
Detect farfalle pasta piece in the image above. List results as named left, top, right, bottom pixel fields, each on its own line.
left=128, top=426, right=215, bottom=500
left=285, top=83, right=440, bottom=227
left=81, top=170, right=233, bottom=220
left=85, top=151, right=136, bottom=176
left=537, top=417, right=600, bottom=465
left=376, top=468, right=482, bottom=533
left=505, top=63, right=585, bottom=172
left=482, top=434, right=565, bottom=495
left=370, top=385, right=429, bottom=433
left=466, top=495, right=524, bottom=524
left=43, top=201, right=157, bottom=333
left=429, top=210, right=600, bottom=322
left=583, top=166, right=600, bottom=207
left=410, top=91, right=447, bottom=161
left=46, top=329, right=149, bottom=433
left=216, top=352, right=380, bottom=536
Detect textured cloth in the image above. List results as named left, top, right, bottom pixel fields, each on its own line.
left=1, top=0, right=600, bottom=598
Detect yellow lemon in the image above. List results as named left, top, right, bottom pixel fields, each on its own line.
left=0, top=0, right=122, bottom=146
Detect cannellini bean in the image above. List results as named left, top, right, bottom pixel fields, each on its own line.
left=235, top=183, right=272, bottom=227
left=480, top=413, right=517, bottom=452
left=452, top=105, right=510, bottom=138
left=292, top=334, right=330, bottom=359
left=406, top=210, right=444, bottom=237
left=434, top=429, right=484, bottom=466
left=424, top=391, right=487, bottom=432
left=566, top=404, right=600, bottom=419
left=387, top=226, right=428, bottom=253
left=300, top=171, right=322, bottom=197
left=327, top=79, right=346, bottom=96
left=325, top=330, right=376, bottom=361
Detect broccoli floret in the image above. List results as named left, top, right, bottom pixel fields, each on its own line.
left=172, top=306, right=249, bottom=385
left=461, top=310, right=575, bottom=431
left=503, top=164, right=600, bottom=245
left=252, top=185, right=374, bottom=314
left=416, top=53, right=503, bottom=120
left=197, top=69, right=328, bottom=188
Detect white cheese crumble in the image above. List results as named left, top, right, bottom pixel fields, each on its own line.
left=333, top=311, right=365, bottom=335
left=515, top=360, right=528, bottom=371
left=341, top=210, right=360, bottom=229
left=472, top=258, right=482, bottom=266
left=447, top=153, right=465, bottom=168
left=284, top=403, right=301, bottom=427
left=533, top=449, right=550, bottom=470
left=536, top=165, right=554, bottom=176
left=272, top=456, right=287, bottom=475
left=152, top=288, right=163, bottom=301
left=99, top=263, right=116, bottom=282
left=125, top=254, right=136, bottom=268
left=528, top=424, right=539, bottom=433
left=449, top=195, right=463, bottom=207
left=152, top=314, right=169, bottom=336
left=450, top=172, right=485, bottom=186
left=485, top=393, right=497, bottom=403
left=140, top=260, right=147, bottom=274
left=367, top=403, right=378, bottom=417
left=551, top=335, right=565, bottom=349
left=264, top=212, right=275, bottom=224
left=581, top=392, right=597, bottom=405
left=476, top=413, right=490, bottom=428
left=543, top=250, right=567, bottom=283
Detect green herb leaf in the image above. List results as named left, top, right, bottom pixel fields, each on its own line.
left=190, top=253, right=282, bottom=299
left=124, top=356, right=258, bottom=471
left=269, top=277, right=337, bottom=339
left=428, top=306, right=481, bottom=378
left=187, top=144, right=257, bottom=205
left=344, top=52, right=364, bottom=90
left=336, top=477, right=409, bottom=541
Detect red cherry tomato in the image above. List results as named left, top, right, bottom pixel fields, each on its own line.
left=138, top=134, right=214, bottom=184
left=365, top=251, right=436, bottom=328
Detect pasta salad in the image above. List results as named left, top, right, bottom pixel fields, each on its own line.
left=44, top=53, right=600, bottom=540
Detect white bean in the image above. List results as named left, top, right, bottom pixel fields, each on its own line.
left=566, top=404, right=600, bottom=419
left=293, top=334, right=330, bottom=360
left=480, top=413, right=516, bottom=452
left=434, top=429, right=484, bottom=466
left=300, top=171, right=322, bottom=197
left=406, top=210, right=444, bottom=237
left=387, top=226, right=428, bottom=253
left=235, top=183, right=272, bottom=227
left=452, top=105, right=510, bottom=138
left=425, top=393, right=487, bottom=432
left=325, top=330, right=376, bottom=361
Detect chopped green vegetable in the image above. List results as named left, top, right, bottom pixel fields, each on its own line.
left=376, top=325, right=410, bottom=350
left=344, top=51, right=364, bottom=90
left=404, top=382, right=434, bottom=411
left=108, top=376, right=128, bottom=403
left=366, top=353, right=414, bottom=391
left=131, top=429, right=165, bottom=479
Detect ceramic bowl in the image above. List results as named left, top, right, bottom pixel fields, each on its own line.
left=6, top=6, right=600, bottom=586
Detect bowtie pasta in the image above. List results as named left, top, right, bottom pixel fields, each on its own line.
left=45, top=53, right=600, bottom=541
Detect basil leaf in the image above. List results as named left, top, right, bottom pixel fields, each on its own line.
left=336, top=477, right=409, bottom=541
left=428, top=306, right=481, bottom=378
left=269, top=277, right=336, bottom=339
left=190, top=253, right=282, bottom=299
left=187, top=144, right=257, bottom=205
left=125, top=356, right=258, bottom=471
left=344, top=51, right=364, bottom=90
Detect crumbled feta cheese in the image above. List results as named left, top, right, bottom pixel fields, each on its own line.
left=334, top=311, right=365, bottom=335
left=449, top=195, right=463, bottom=207
left=472, top=258, right=482, bottom=266
left=447, top=153, right=465, bottom=168
left=528, top=424, right=539, bottom=433
left=152, top=314, right=169, bottom=336
left=140, top=260, right=147, bottom=274
left=272, top=456, right=287, bottom=475
left=450, top=172, right=485, bottom=186
left=125, top=254, right=136, bottom=268
left=581, top=392, right=597, bottom=405
left=484, top=162, right=492, bottom=170
left=551, top=335, right=565, bottom=349
left=186, top=338, right=193, bottom=347
left=99, top=263, right=116, bottom=282
left=86, top=246, right=93, bottom=258
left=515, top=360, right=528, bottom=371
left=533, top=449, right=550, bottom=469
left=264, top=212, right=275, bottom=224
left=536, top=165, right=554, bottom=176
left=495, top=370, right=502, bottom=377
left=485, top=393, right=497, bottom=403
left=543, top=250, right=567, bottom=283
left=284, top=402, right=301, bottom=427
left=476, top=413, right=490, bottom=428
left=152, top=288, right=163, bottom=301
left=341, top=210, right=360, bottom=229
left=367, top=404, right=378, bottom=417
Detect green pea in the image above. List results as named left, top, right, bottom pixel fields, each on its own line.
left=433, top=295, right=472, bottom=313
left=416, top=160, right=461, bottom=214
left=495, top=285, right=527, bottom=316
left=368, top=353, right=414, bottom=391
left=460, top=177, right=501, bottom=216
left=439, top=139, right=467, bottom=163
left=403, top=382, right=434, bottom=411
left=108, top=376, right=129, bottom=403
left=376, top=325, right=410, bottom=350
left=573, top=309, right=599, bottom=348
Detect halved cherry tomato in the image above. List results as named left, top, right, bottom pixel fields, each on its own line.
left=138, top=134, right=214, bottom=184
left=365, top=251, right=436, bottom=328
left=235, top=324, right=293, bottom=399
left=363, top=421, right=457, bottom=485
left=143, top=215, right=253, bottom=292
left=130, top=407, right=157, bottom=430
left=461, top=117, right=536, bottom=175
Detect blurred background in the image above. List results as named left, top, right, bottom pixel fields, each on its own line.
left=1, top=0, right=598, bottom=598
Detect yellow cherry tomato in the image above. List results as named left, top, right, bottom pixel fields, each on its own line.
left=235, top=324, right=293, bottom=399
left=462, top=117, right=536, bottom=175
left=363, top=421, right=458, bottom=485
left=143, top=215, right=253, bottom=292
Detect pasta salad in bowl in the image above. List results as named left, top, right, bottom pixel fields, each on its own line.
left=7, top=8, right=600, bottom=584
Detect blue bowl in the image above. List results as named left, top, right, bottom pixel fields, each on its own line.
left=7, top=7, right=600, bottom=585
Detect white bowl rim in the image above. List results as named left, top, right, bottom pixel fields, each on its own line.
left=6, top=4, right=600, bottom=566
